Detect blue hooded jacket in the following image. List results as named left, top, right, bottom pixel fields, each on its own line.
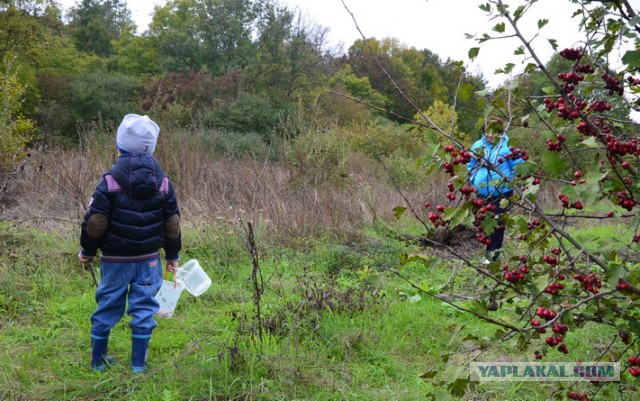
left=467, top=134, right=523, bottom=198
left=80, top=154, right=181, bottom=261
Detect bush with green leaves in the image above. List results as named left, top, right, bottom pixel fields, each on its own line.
left=202, top=92, right=282, bottom=142
left=69, top=69, right=142, bottom=127
left=0, top=57, right=36, bottom=169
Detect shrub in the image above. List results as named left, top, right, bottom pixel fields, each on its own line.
left=345, top=119, right=426, bottom=159
left=69, top=69, right=142, bottom=127
left=202, top=92, right=281, bottom=141
left=0, top=58, right=36, bottom=169
left=286, top=128, right=351, bottom=187
left=381, top=150, right=429, bottom=190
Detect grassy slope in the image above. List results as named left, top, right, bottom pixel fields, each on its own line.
left=0, top=219, right=638, bottom=401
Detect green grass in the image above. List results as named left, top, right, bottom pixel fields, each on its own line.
left=1, top=220, right=639, bottom=400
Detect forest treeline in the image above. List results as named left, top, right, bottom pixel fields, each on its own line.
left=0, top=0, right=635, bottom=170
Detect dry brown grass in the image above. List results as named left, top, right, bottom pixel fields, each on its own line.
left=0, top=127, right=436, bottom=243
left=0, top=125, right=559, bottom=245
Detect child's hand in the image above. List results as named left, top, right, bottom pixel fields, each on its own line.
left=166, top=260, right=179, bottom=273
left=78, top=253, right=94, bottom=266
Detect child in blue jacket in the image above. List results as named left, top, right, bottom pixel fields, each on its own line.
left=467, top=116, right=524, bottom=262
left=78, top=114, right=181, bottom=372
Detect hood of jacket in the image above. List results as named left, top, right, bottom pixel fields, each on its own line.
left=110, top=154, right=165, bottom=199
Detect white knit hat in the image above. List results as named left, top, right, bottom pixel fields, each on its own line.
left=116, top=114, right=160, bottom=155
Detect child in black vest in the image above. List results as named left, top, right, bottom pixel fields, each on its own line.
left=79, top=114, right=181, bottom=372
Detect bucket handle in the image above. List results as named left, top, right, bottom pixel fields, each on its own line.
left=164, top=266, right=179, bottom=289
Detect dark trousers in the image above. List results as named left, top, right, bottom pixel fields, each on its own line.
left=484, top=190, right=513, bottom=260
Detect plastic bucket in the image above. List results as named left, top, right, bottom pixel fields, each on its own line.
left=176, top=259, right=211, bottom=297
left=154, top=280, right=184, bottom=318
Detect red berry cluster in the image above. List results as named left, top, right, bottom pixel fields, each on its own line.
left=574, top=272, right=601, bottom=294
left=559, top=48, right=582, bottom=61
left=459, top=186, right=476, bottom=197
left=442, top=161, right=455, bottom=176
left=628, top=356, right=640, bottom=377
left=626, top=75, right=640, bottom=86
left=443, top=182, right=477, bottom=202
left=471, top=202, right=502, bottom=245
left=586, top=100, right=611, bottom=113
left=545, top=282, right=564, bottom=295
left=601, top=72, right=624, bottom=96
left=428, top=210, right=445, bottom=228
left=552, top=321, right=568, bottom=335
left=545, top=334, right=565, bottom=348
left=619, top=330, right=630, bottom=344
left=442, top=145, right=472, bottom=176
left=605, top=135, right=640, bottom=157
left=503, top=263, right=528, bottom=283
left=543, top=97, right=584, bottom=120
left=617, top=278, right=630, bottom=290
left=558, top=193, right=583, bottom=210
left=576, top=64, right=595, bottom=74
left=534, top=350, right=543, bottom=360
left=614, top=192, right=637, bottom=211
left=506, top=146, right=528, bottom=161
left=634, top=233, right=640, bottom=243
left=576, top=117, right=609, bottom=136
left=519, top=218, right=543, bottom=241
left=543, top=254, right=559, bottom=267
left=545, top=133, right=566, bottom=151
left=536, top=306, right=557, bottom=321
left=445, top=182, right=457, bottom=201
left=557, top=71, right=585, bottom=93
left=567, top=392, right=589, bottom=401
left=527, top=218, right=542, bottom=230
left=530, top=318, right=546, bottom=333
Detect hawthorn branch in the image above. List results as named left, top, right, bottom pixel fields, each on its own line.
left=385, top=266, right=522, bottom=332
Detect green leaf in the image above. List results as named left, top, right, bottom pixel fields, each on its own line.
left=504, top=63, right=517, bottom=74
left=548, top=38, right=558, bottom=50
left=468, top=47, right=480, bottom=60
left=579, top=136, right=600, bottom=148
left=606, top=261, right=626, bottom=289
left=393, top=206, right=407, bottom=220
left=400, top=253, right=432, bottom=268
left=493, top=22, right=506, bottom=33
left=513, top=5, right=526, bottom=22
left=532, top=273, right=551, bottom=295
left=420, top=370, right=438, bottom=379
left=622, top=50, right=640, bottom=68
left=542, top=86, right=557, bottom=95
left=481, top=214, right=498, bottom=235
left=479, top=3, right=491, bottom=12
left=447, top=324, right=467, bottom=346
left=465, top=300, right=489, bottom=317
left=479, top=33, right=492, bottom=43
left=408, top=294, right=422, bottom=303
left=538, top=19, right=549, bottom=29
left=524, top=63, right=538, bottom=73
left=514, top=46, right=525, bottom=55
left=458, top=83, right=474, bottom=102
left=448, top=378, right=472, bottom=397
left=542, top=151, right=568, bottom=177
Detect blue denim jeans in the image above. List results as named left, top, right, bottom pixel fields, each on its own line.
left=90, top=257, right=163, bottom=338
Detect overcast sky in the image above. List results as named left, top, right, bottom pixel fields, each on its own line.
left=56, top=0, right=638, bottom=87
